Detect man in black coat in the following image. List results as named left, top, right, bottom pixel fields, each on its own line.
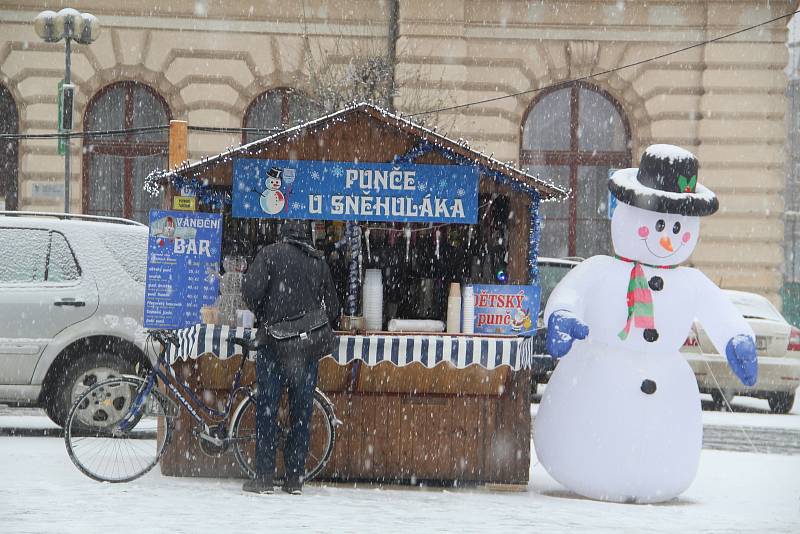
left=241, top=220, right=339, bottom=495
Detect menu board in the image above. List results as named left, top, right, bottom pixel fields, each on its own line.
left=144, top=210, right=222, bottom=329
left=471, top=284, right=541, bottom=337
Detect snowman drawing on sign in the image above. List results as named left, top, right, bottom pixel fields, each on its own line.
left=533, top=144, right=758, bottom=504
left=258, top=167, right=286, bottom=215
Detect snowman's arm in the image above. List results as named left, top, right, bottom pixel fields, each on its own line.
left=690, top=268, right=754, bottom=354
left=543, top=255, right=611, bottom=322
left=542, top=257, right=611, bottom=357
left=690, top=268, right=757, bottom=385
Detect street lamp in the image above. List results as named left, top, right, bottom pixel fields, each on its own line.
left=34, top=8, right=100, bottom=213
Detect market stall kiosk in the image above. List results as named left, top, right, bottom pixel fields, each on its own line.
left=150, top=103, right=566, bottom=486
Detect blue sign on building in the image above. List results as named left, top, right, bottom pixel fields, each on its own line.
left=144, top=210, right=222, bottom=329
left=232, top=158, right=479, bottom=224
left=470, top=284, right=541, bottom=337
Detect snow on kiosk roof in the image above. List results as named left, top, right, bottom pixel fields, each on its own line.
left=173, top=102, right=567, bottom=203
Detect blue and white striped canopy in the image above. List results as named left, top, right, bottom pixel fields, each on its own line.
left=166, top=324, right=531, bottom=371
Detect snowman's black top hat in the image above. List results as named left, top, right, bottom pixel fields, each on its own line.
left=267, top=167, right=282, bottom=179
left=608, top=144, right=718, bottom=216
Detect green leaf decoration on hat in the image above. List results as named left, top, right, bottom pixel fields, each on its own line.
left=678, top=174, right=697, bottom=193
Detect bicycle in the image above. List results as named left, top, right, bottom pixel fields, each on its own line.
left=64, top=329, right=338, bottom=484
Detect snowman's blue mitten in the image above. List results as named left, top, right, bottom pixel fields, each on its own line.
left=725, top=335, right=758, bottom=387
left=546, top=310, right=590, bottom=358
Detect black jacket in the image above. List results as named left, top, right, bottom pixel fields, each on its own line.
left=242, top=237, right=340, bottom=330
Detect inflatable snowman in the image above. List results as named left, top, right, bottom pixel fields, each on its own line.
left=534, top=144, right=758, bottom=504
left=259, top=167, right=286, bottom=215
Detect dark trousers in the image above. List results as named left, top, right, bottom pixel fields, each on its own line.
left=254, top=349, right=319, bottom=481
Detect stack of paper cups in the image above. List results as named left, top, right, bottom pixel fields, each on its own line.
left=362, top=269, right=384, bottom=331
left=446, top=282, right=462, bottom=333
left=462, top=285, right=475, bottom=334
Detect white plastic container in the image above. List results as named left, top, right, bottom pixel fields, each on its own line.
left=461, top=285, right=475, bottom=334
left=446, top=282, right=462, bottom=333
left=362, top=269, right=384, bottom=331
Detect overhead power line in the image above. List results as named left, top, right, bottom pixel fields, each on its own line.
left=409, top=8, right=800, bottom=117
left=0, top=125, right=282, bottom=140
left=0, top=125, right=168, bottom=140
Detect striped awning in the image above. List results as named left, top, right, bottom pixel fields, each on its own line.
left=166, top=324, right=529, bottom=371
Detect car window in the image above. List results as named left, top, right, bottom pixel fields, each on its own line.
left=0, top=228, right=49, bottom=283
left=539, top=263, right=575, bottom=308
left=101, top=230, right=147, bottom=283
left=47, top=231, right=80, bottom=282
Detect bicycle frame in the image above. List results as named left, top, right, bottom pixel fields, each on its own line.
left=133, top=335, right=254, bottom=431
left=67, top=330, right=339, bottom=484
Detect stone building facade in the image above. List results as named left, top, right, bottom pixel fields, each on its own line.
left=783, top=14, right=799, bottom=321
left=0, top=0, right=795, bottom=301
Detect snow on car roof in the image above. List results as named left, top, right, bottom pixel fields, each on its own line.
left=723, top=290, right=785, bottom=323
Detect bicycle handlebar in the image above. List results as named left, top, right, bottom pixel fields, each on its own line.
left=147, top=329, right=179, bottom=348
left=229, top=336, right=260, bottom=352
left=147, top=330, right=260, bottom=355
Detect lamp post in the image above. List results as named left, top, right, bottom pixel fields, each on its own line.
left=34, top=9, right=100, bottom=213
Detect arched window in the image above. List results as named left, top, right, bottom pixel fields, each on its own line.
left=521, top=82, right=631, bottom=258
left=242, top=88, right=323, bottom=144
left=0, top=84, right=19, bottom=210
left=83, top=81, right=170, bottom=223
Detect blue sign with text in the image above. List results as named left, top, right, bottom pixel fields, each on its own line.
left=144, top=210, right=222, bottom=329
left=232, top=158, right=479, bottom=224
left=470, top=284, right=541, bottom=336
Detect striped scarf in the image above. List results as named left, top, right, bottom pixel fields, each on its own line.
left=615, top=255, right=676, bottom=341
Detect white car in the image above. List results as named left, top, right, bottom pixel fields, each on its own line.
left=0, top=212, right=153, bottom=426
left=682, top=290, right=800, bottom=413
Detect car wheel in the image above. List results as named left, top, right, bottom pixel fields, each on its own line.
left=710, top=390, right=734, bottom=411
left=767, top=392, right=796, bottom=414
left=44, top=352, right=135, bottom=428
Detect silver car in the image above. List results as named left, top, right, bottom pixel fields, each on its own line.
left=682, top=289, right=800, bottom=413
left=0, top=212, right=153, bottom=426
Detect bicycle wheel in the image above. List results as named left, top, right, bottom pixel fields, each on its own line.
left=64, top=376, right=175, bottom=483
left=231, top=390, right=336, bottom=482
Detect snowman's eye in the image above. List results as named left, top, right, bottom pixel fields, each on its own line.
left=655, top=220, right=665, bottom=232
left=672, top=222, right=681, bottom=234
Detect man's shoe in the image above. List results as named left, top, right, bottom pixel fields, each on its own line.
left=243, top=477, right=274, bottom=494
left=282, top=478, right=303, bottom=495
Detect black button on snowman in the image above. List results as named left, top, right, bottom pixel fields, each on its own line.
left=648, top=276, right=663, bottom=291
left=535, top=144, right=759, bottom=504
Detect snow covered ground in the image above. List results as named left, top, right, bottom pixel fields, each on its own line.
left=1, top=401, right=799, bottom=533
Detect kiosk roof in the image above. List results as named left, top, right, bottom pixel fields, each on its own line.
left=175, top=103, right=567, bottom=201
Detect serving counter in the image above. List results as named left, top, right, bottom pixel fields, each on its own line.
left=159, top=325, right=532, bottom=486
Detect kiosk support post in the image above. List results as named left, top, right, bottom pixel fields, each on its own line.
left=165, top=120, right=188, bottom=209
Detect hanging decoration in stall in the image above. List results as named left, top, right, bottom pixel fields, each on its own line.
left=406, top=139, right=544, bottom=285
left=232, top=159, right=479, bottom=224
left=345, top=221, right=362, bottom=317
left=144, top=210, right=223, bottom=329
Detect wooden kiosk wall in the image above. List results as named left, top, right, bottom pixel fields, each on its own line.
left=161, top=356, right=531, bottom=485
left=160, top=109, right=535, bottom=485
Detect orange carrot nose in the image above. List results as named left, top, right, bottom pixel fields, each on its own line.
left=660, top=236, right=674, bottom=252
